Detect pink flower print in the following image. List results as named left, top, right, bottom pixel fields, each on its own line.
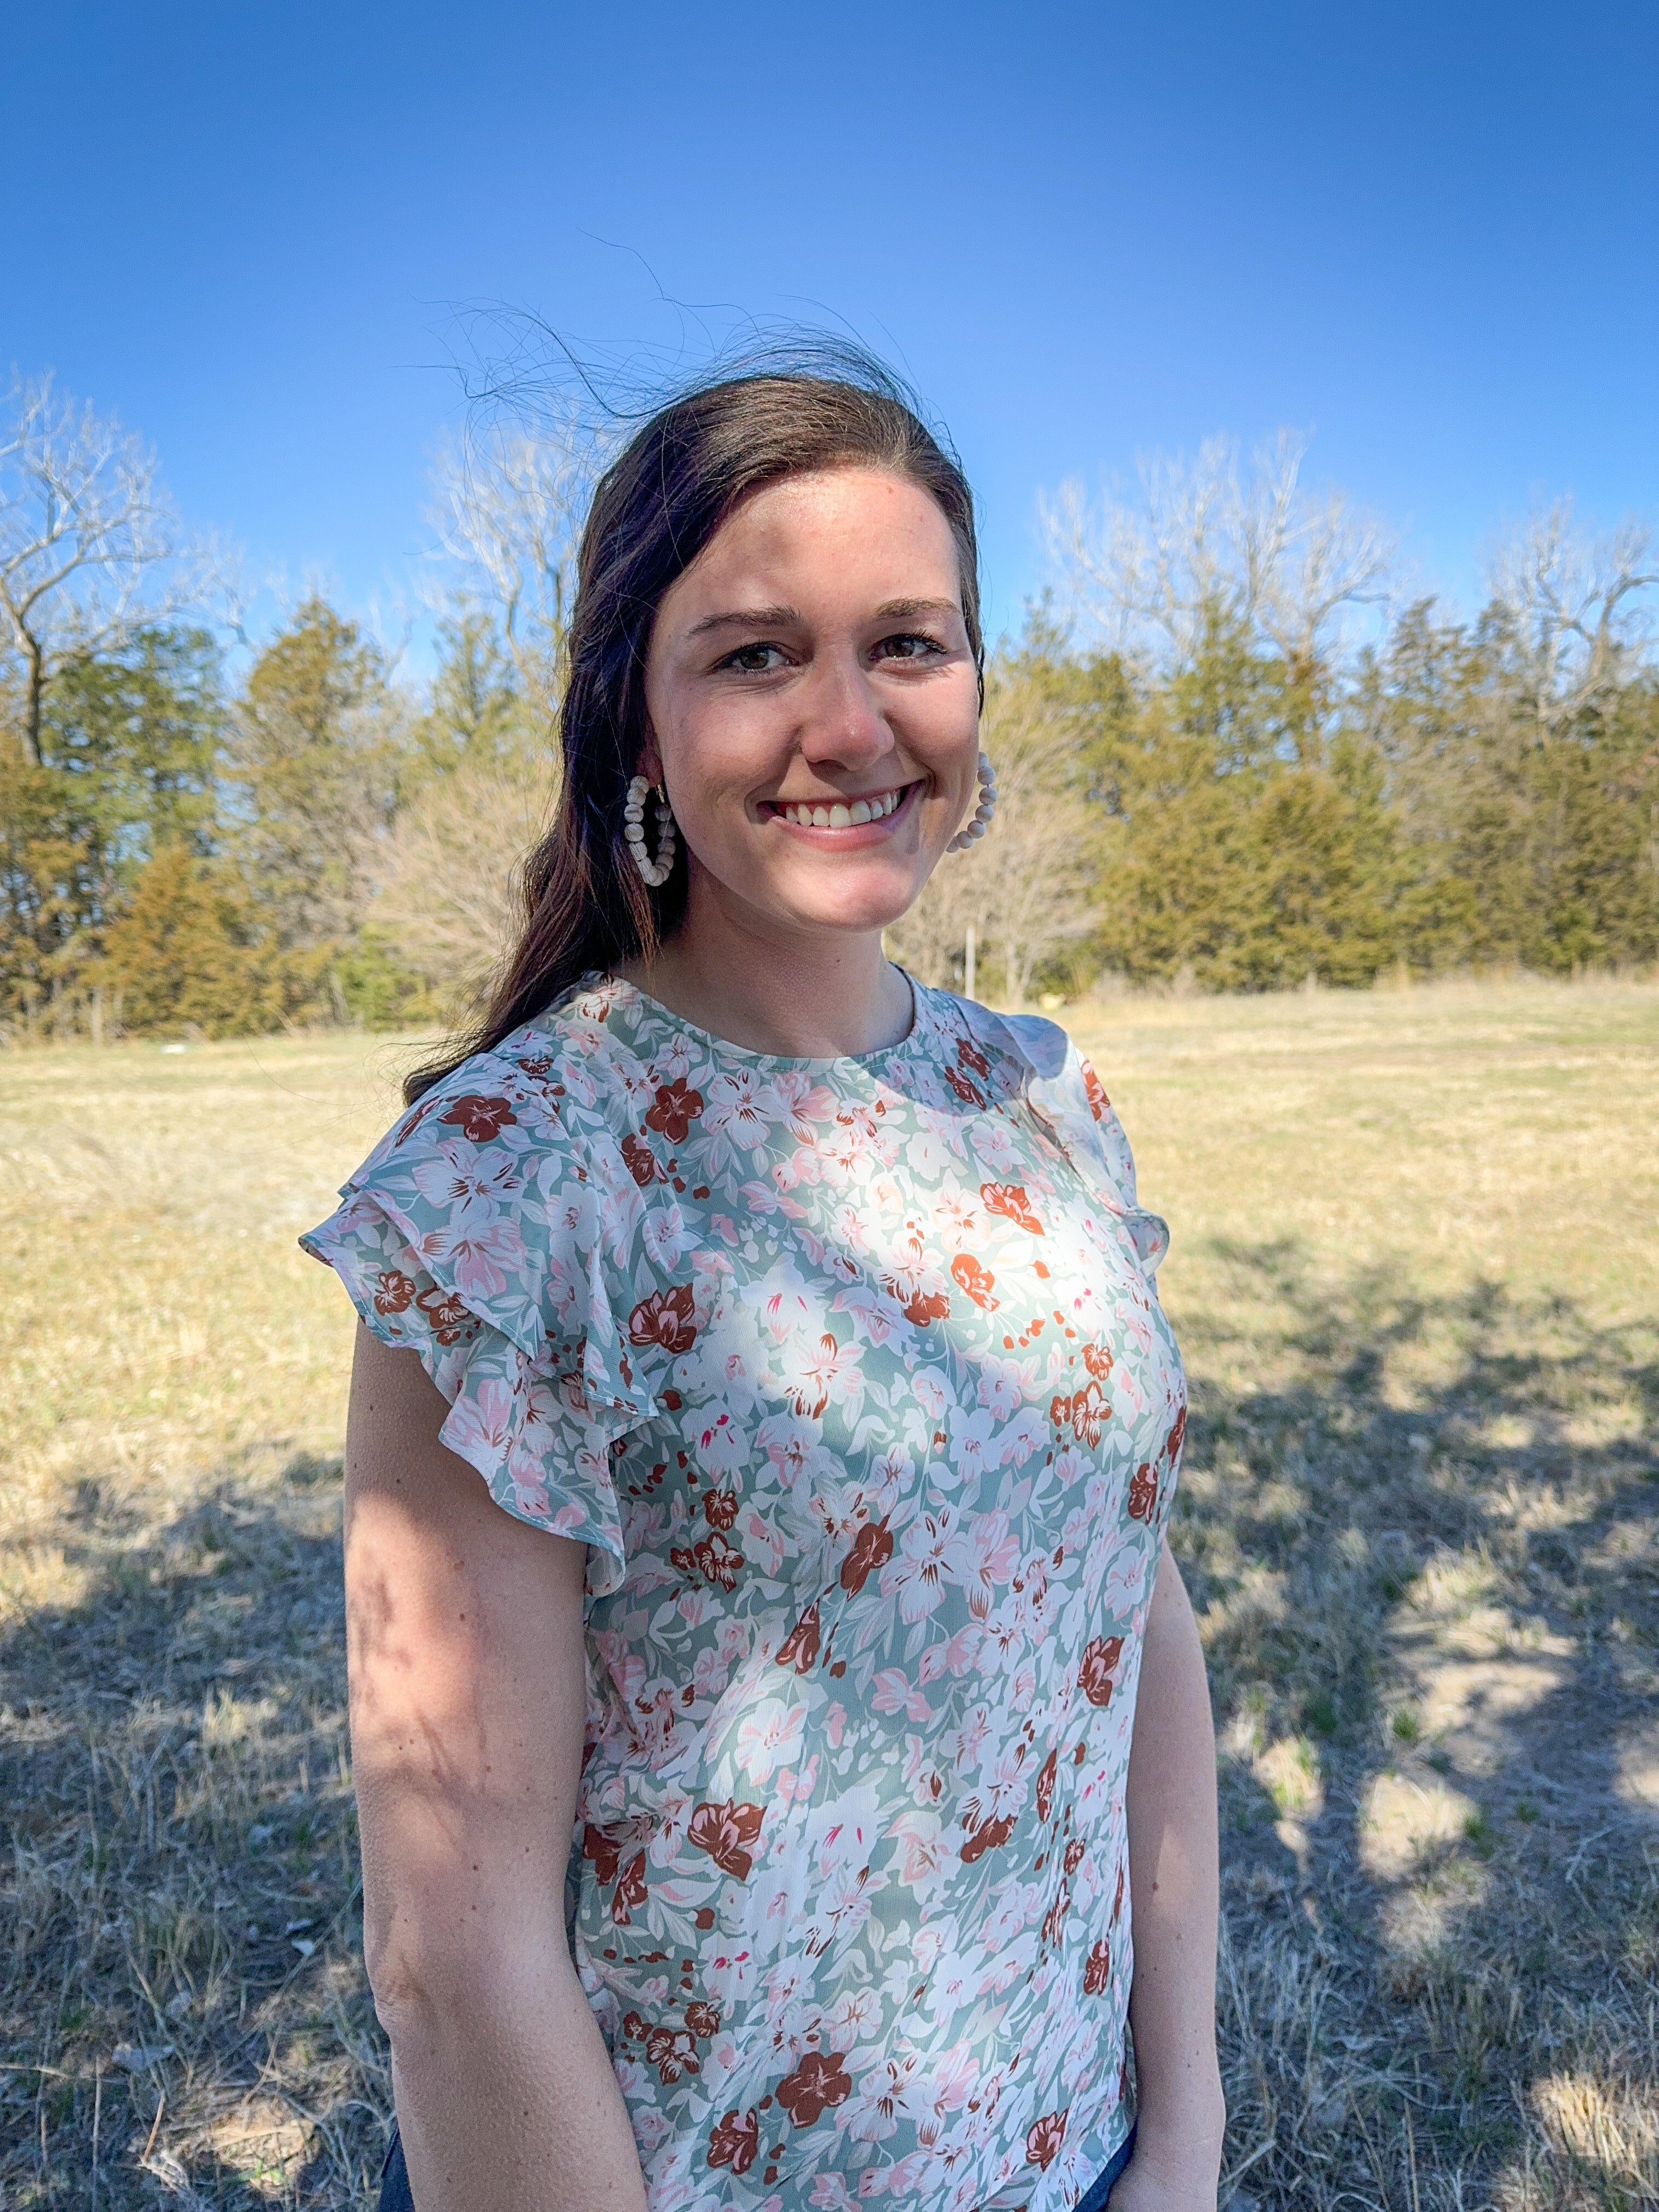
left=444, top=1371, right=517, bottom=1460
left=881, top=1505, right=972, bottom=1623
left=888, top=1809, right=947, bottom=1891
left=961, top=1508, right=1019, bottom=1618
left=872, top=1670, right=933, bottom=1723
left=421, top=1214, right=527, bottom=1302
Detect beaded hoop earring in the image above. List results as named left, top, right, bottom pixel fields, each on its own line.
left=947, top=752, right=997, bottom=851
left=624, top=775, right=678, bottom=888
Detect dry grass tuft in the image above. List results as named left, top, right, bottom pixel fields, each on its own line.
left=3, top=980, right=1656, bottom=2207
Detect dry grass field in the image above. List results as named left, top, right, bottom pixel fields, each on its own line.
left=2, top=978, right=1656, bottom=2210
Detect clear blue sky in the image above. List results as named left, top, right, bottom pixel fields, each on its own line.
left=5, top=1, right=1655, bottom=651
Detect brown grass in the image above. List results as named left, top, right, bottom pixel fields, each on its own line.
left=3, top=978, right=1656, bottom=2208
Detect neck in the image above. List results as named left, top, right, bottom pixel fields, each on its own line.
left=619, top=875, right=913, bottom=1058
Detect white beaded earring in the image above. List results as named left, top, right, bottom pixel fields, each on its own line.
left=624, top=775, right=678, bottom=888
left=947, top=752, right=997, bottom=851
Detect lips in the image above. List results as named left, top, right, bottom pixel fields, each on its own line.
left=764, top=783, right=914, bottom=829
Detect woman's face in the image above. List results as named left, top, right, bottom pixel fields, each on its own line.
left=641, top=466, right=981, bottom=945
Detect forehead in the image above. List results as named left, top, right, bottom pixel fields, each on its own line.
left=664, top=467, right=962, bottom=619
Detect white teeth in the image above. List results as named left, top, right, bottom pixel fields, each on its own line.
left=776, top=786, right=907, bottom=826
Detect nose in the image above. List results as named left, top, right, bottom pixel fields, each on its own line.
left=795, top=645, right=894, bottom=772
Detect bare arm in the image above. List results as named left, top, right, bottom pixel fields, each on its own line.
left=1114, top=1539, right=1225, bottom=2211
left=344, top=1324, right=647, bottom=2212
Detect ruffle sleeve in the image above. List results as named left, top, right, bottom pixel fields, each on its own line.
left=300, top=1055, right=652, bottom=1598
left=984, top=1009, right=1171, bottom=1279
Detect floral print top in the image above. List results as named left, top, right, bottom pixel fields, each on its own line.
left=303, top=975, right=1186, bottom=2212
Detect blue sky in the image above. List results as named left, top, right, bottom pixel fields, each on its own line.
left=4, top=1, right=1655, bottom=655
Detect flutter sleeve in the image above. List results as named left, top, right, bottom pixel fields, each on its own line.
left=988, top=1010, right=1171, bottom=1280
left=300, top=1059, right=650, bottom=1598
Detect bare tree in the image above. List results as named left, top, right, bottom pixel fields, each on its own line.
left=0, top=373, right=213, bottom=765
left=1486, top=499, right=1657, bottom=738
left=427, top=403, right=602, bottom=714
left=373, top=746, right=554, bottom=1001
left=887, top=695, right=1099, bottom=1006
left=1041, top=430, right=1395, bottom=670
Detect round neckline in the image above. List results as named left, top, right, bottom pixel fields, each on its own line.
left=594, top=968, right=929, bottom=1072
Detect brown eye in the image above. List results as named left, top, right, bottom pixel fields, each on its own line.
left=721, top=642, right=788, bottom=675
left=876, top=633, right=944, bottom=662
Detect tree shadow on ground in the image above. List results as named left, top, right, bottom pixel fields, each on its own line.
left=1171, top=1241, right=1659, bottom=2210
left=0, top=1452, right=387, bottom=2209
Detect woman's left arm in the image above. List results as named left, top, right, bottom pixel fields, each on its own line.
left=1113, top=1538, right=1226, bottom=2211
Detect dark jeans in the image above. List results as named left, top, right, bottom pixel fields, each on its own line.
left=378, top=2119, right=1137, bottom=2209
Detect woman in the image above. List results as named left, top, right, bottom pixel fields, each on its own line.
left=304, top=364, right=1224, bottom=2212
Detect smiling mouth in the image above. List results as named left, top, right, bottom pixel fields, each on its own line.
left=763, top=782, right=918, bottom=829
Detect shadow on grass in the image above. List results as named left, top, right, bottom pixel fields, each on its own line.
left=0, top=1453, right=387, bottom=2209
left=1172, top=1242, right=1659, bottom=2209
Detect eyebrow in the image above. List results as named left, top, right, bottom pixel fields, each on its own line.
left=684, top=596, right=961, bottom=640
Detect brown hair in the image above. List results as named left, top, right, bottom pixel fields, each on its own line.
left=405, top=359, right=982, bottom=1103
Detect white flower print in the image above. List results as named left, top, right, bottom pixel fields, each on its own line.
left=881, top=1504, right=972, bottom=1623
left=704, top=1068, right=784, bottom=1152
left=735, top=1698, right=808, bottom=1782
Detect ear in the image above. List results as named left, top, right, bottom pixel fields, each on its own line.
left=636, top=727, right=664, bottom=787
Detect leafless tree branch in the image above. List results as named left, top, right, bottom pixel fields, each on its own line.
left=0, top=373, right=219, bottom=764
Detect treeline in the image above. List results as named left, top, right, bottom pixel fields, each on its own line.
left=2, top=397, right=1655, bottom=1042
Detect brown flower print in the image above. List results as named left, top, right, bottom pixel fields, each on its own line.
left=438, top=1094, right=517, bottom=1142
left=707, top=2107, right=759, bottom=2174
left=687, top=1799, right=765, bottom=1881
left=414, top=1286, right=475, bottom=1346
left=1082, top=1341, right=1114, bottom=1383
left=1036, top=1747, right=1058, bottom=1823
left=776, top=2050, right=852, bottom=2129
left=950, top=1253, right=999, bottom=1310
left=685, top=2001, right=721, bottom=2039
left=1084, top=1939, right=1111, bottom=1995
left=611, top=1848, right=647, bottom=1926
left=1165, top=1401, right=1187, bottom=1470
left=776, top=1600, right=822, bottom=1674
left=620, top=1133, right=658, bottom=1187
left=373, top=1268, right=416, bottom=1314
left=1081, top=1060, right=1111, bottom=1119
left=980, top=1181, right=1045, bottom=1234
left=1025, top=2108, right=1069, bottom=2169
left=583, top=1823, right=623, bottom=1886
left=645, top=1077, right=703, bottom=1143
left=840, top=1517, right=893, bottom=1594
left=1127, top=1461, right=1159, bottom=1523
left=702, top=1487, right=739, bottom=1530
left=1069, top=1379, right=1109, bottom=1446
left=1079, top=1634, right=1125, bottom=1708
left=628, top=1284, right=697, bottom=1354
left=645, top=2025, right=699, bottom=2083
left=957, top=1035, right=990, bottom=1078
left=945, top=1064, right=987, bottom=1108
